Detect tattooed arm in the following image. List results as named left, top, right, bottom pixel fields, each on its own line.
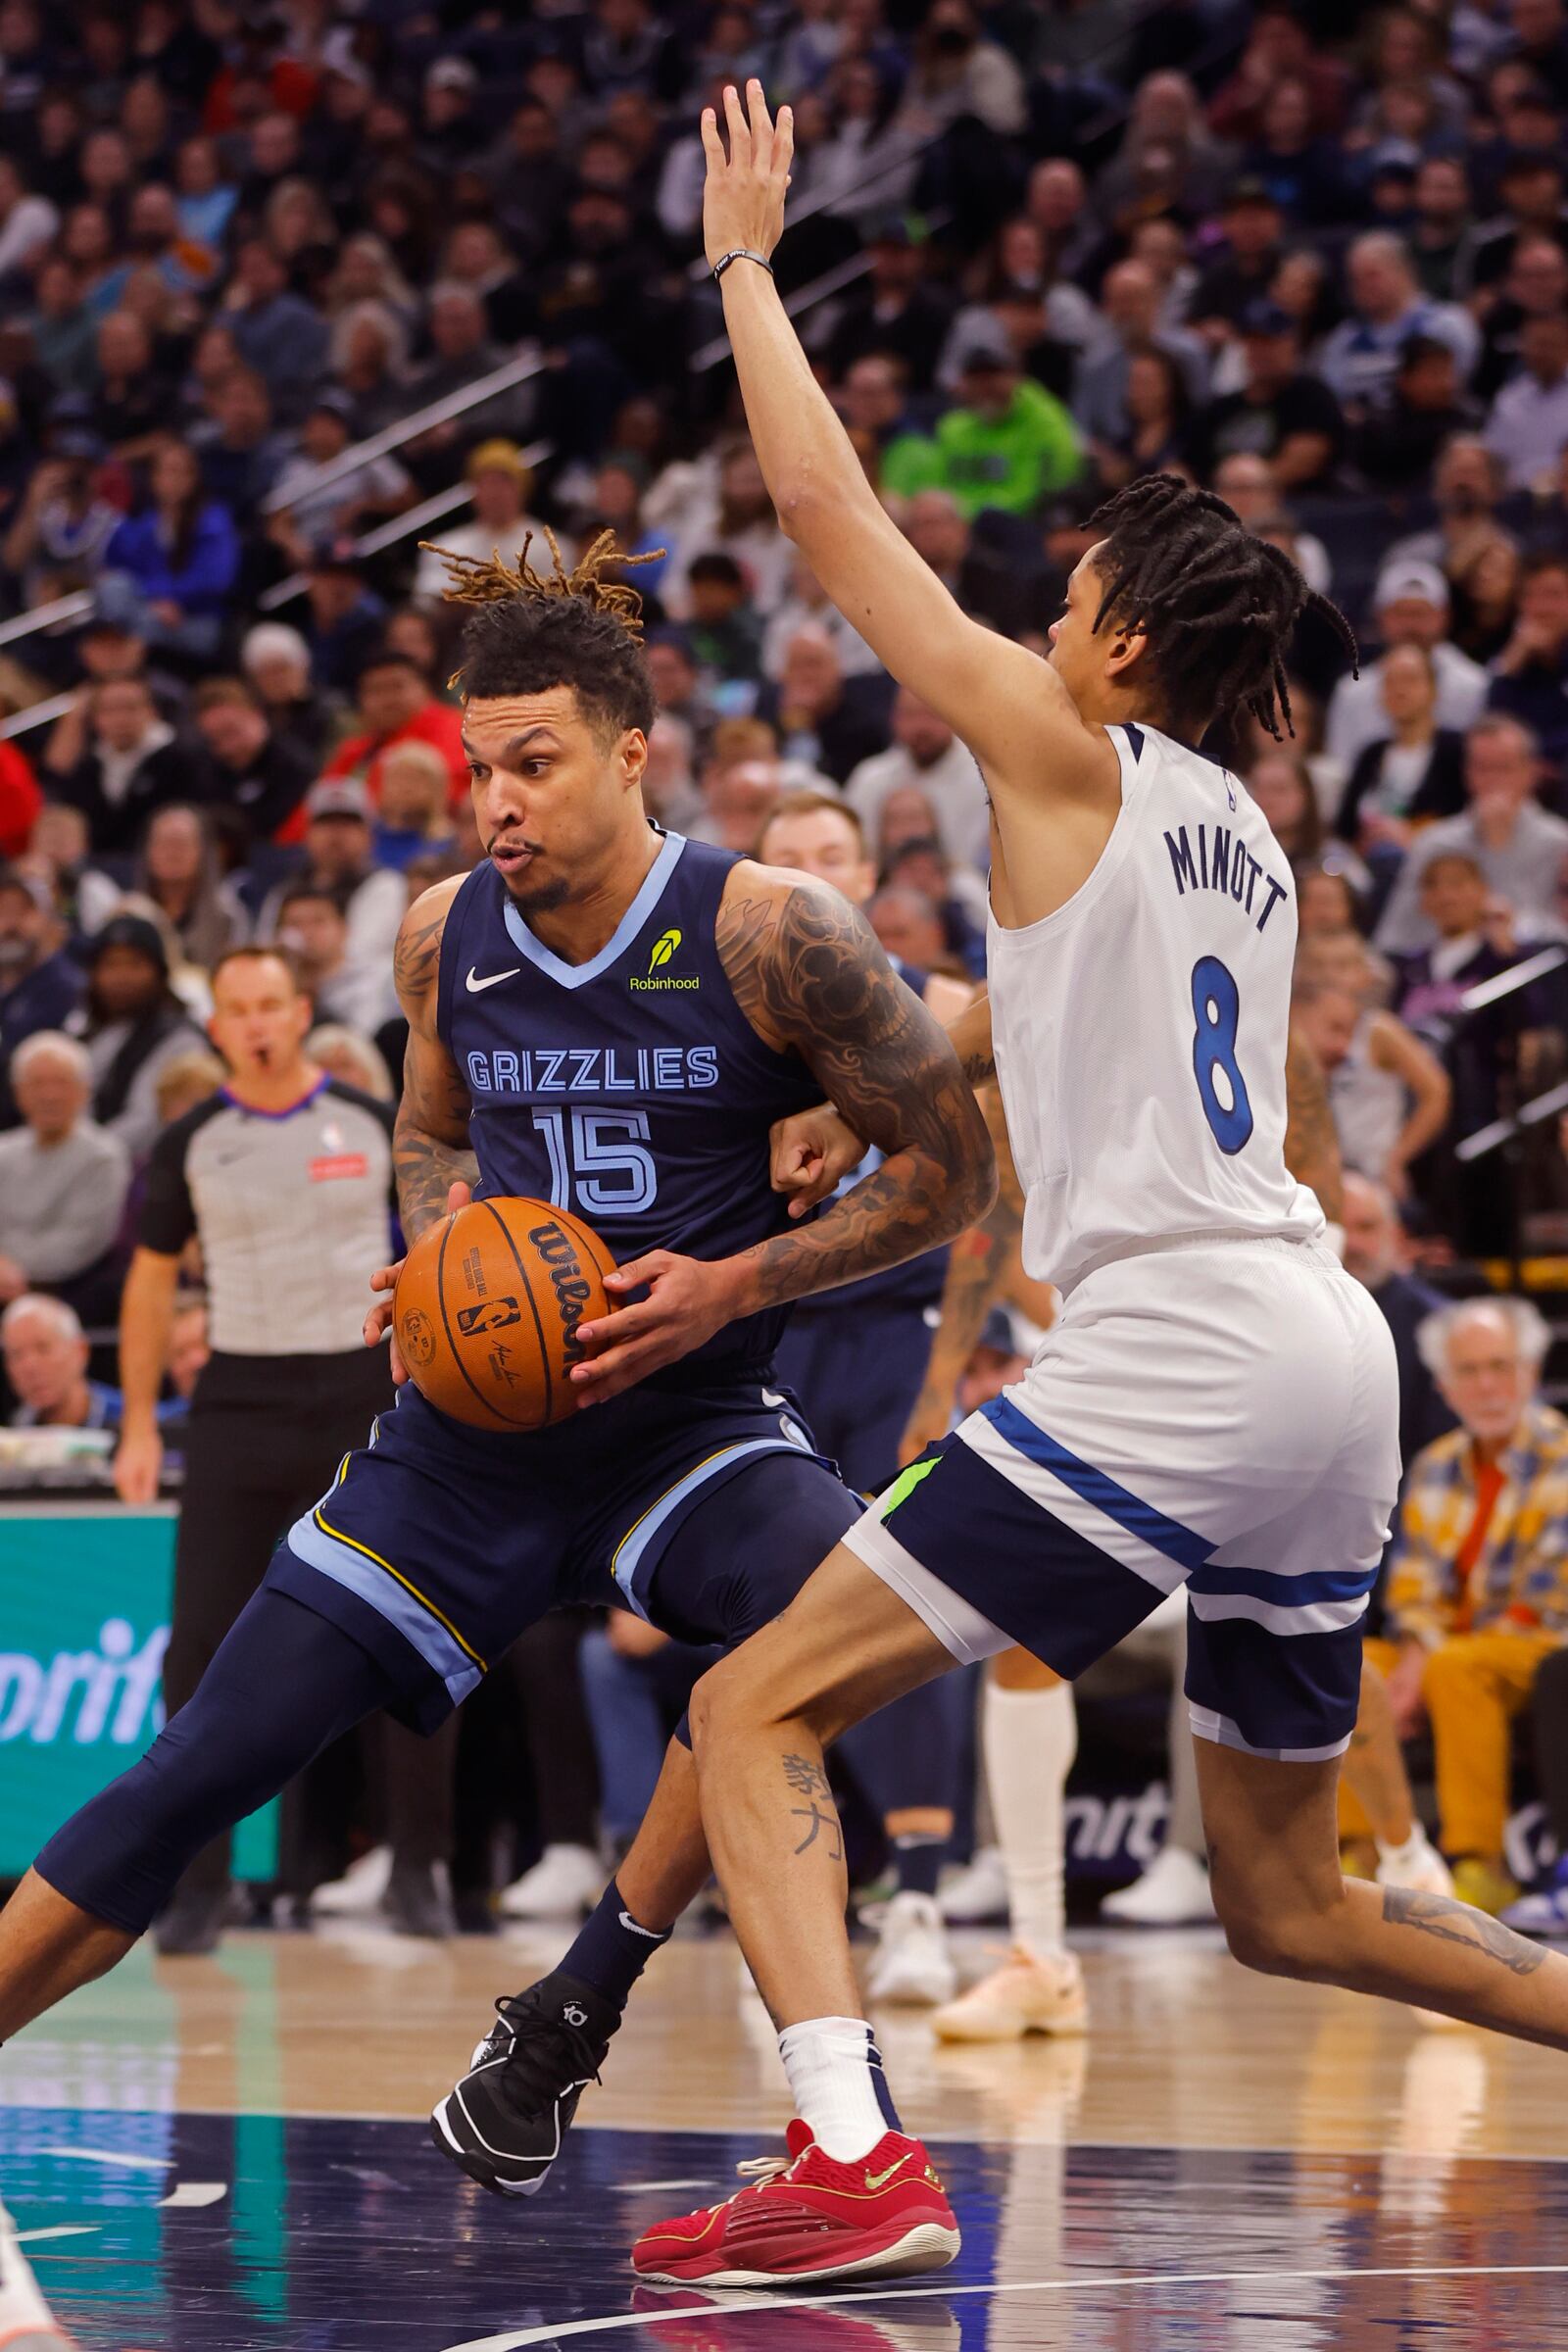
left=719, top=870, right=995, bottom=1302
left=363, top=878, right=475, bottom=1372
left=949, top=987, right=995, bottom=1089
left=569, top=869, right=996, bottom=1401
left=1283, top=1025, right=1344, bottom=1225
left=390, top=876, right=476, bottom=1243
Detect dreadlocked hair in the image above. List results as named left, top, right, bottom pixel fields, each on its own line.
left=1083, top=474, right=1357, bottom=742
left=421, top=527, right=666, bottom=740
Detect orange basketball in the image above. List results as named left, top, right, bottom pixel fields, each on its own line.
left=393, top=1196, right=616, bottom=1431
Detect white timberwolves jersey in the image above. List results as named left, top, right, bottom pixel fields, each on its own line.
left=989, top=721, right=1324, bottom=1293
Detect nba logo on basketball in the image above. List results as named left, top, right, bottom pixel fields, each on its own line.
left=456, top=1298, right=523, bottom=1336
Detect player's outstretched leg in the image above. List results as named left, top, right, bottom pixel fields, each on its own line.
left=0, top=1590, right=399, bottom=2045
left=1196, top=1737, right=1568, bottom=2042
left=431, top=1736, right=709, bottom=2196
left=633, top=1545, right=963, bottom=2289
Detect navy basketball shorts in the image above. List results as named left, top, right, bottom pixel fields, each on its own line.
left=269, top=1373, right=858, bottom=1731
left=846, top=1237, right=1401, bottom=1763
left=774, top=1296, right=938, bottom=1495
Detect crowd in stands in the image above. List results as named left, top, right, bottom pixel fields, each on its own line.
left=3, top=0, right=1568, bottom=1939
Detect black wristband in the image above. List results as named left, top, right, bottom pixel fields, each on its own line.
left=712, top=248, right=774, bottom=283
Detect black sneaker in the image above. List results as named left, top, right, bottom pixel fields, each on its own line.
left=429, top=1970, right=618, bottom=2196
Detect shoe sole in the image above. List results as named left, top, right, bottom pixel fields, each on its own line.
left=933, top=2005, right=1089, bottom=2043
left=634, top=2220, right=961, bottom=2288
left=429, top=2095, right=548, bottom=2198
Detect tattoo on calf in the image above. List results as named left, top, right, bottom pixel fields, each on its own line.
left=1383, top=1885, right=1546, bottom=1976
left=781, top=1751, right=843, bottom=1864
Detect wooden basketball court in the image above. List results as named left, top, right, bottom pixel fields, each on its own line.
left=4, top=1919, right=1565, bottom=2347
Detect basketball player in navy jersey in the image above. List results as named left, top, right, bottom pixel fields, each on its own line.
left=0, top=537, right=995, bottom=2140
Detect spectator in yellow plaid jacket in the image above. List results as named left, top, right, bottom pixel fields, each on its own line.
left=1365, top=1296, right=1568, bottom=1918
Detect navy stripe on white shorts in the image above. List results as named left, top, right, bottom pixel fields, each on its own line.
left=844, top=1395, right=1376, bottom=1764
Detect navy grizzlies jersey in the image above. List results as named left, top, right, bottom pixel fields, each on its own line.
left=436, top=829, right=823, bottom=1380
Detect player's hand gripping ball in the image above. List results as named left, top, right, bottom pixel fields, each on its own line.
left=394, top=1197, right=615, bottom=1429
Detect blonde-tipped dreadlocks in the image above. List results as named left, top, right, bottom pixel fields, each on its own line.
left=420, top=527, right=663, bottom=640
left=422, top=527, right=667, bottom=739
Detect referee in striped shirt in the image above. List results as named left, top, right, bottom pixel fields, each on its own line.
left=115, top=944, right=454, bottom=1951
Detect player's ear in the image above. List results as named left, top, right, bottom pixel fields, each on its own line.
left=1102, top=622, right=1150, bottom=682
left=620, top=727, right=649, bottom=793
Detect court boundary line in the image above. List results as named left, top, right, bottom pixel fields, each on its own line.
left=438, top=2261, right=1568, bottom=2350
left=24, top=2107, right=1567, bottom=2164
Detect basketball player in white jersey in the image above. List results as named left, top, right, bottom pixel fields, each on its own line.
left=630, top=85, right=1568, bottom=2292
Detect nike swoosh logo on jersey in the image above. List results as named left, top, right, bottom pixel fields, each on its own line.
left=864, top=2152, right=914, bottom=2191
left=466, top=965, right=522, bottom=993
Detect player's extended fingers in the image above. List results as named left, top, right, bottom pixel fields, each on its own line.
left=574, top=1297, right=662, bottom=1354
left=745, top=77, right=772, bottom=172
left=446, top=1180, right=472, bottom=1214
left=363, top=1296, right=395, bottom=1348
left=570, top=1335, right=674, bottom=1401
left=700, top=104, right=725, bottom=169
left=774, top=102, right=794, bottom=185
left=368, top=1260, right=403, bottom=1295
left=602, top=1251, right=673, bottom=1293
left=723, top=81, right=752, bottom=170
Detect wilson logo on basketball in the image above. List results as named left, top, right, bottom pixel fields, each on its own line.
left=529, top=1221, right=596, bottom=1364
left=457, top=1298, right=523, bottom=1336
left=629, top=926, right=698, bottom=991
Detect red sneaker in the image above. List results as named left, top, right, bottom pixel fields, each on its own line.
left=630, top=2120, right=960, bottom=2288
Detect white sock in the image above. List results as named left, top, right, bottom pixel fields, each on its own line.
left=984, top=1677, right=1077, bottom=1963
left=777, top=2016, right=894, bottom=2162
left=1377, top=1825, right=1429, bottom=1865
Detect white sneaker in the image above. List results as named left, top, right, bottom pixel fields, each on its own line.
left=864, top=1890, right=958, bottom=2005
left=931, top=1944, right=1088, bottom=2042
left=498, top=1842, right=603, bottom=1921
left=937, top=1844, right=1009, bottom=1925
left=1375, top=1827, right=1454, bottom=1898
left=311, top=1844, right=391, bottom=1916
left=1100, top=1844, right=1216, bottom=1926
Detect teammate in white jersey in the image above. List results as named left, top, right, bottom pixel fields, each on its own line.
left=630, top=87, right=1568, bottom=2295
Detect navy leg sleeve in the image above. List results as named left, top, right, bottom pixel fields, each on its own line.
left=35, top=1589, right=400, bottom=1936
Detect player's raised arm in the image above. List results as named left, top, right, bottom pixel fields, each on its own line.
left=701, top=82, right=1103, bottom=807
